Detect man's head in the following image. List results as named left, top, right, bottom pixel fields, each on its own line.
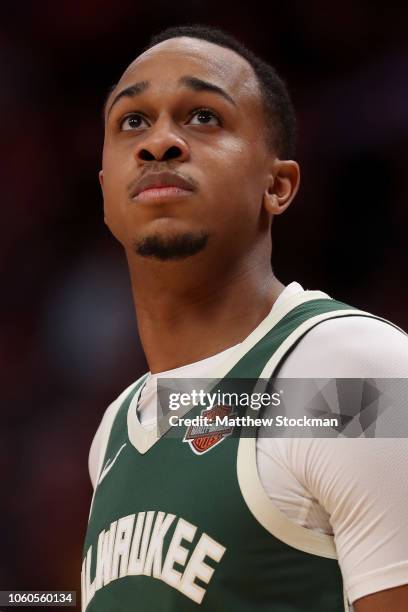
left=100, top=24, right=300, bottom=263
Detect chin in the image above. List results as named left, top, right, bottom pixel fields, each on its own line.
left=131, top=229, right=209, bottom=261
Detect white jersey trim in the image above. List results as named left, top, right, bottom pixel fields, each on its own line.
left=87, top=378, right=143, bottom=520
left=235, top=309, right=367, bottom=562
left=126, top=289, right=332, bottom=454
left=236, top=306, right=402, bottom=611
left=256, top=308, right=393, bottom=380
left=237, top=434, right=338, bottom=559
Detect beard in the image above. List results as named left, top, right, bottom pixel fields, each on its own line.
left=132, top=230, right=209, bottom=261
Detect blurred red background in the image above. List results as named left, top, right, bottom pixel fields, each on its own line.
left=1, top=1, right=407, bottom=609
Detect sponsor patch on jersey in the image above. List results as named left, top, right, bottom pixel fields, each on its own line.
left=183, top=405, right=235, bottom=455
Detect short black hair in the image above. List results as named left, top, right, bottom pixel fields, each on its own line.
left=142, top=23, right=297, bottom=159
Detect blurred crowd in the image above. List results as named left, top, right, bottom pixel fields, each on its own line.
left=1, top=1, right=407, bottom=608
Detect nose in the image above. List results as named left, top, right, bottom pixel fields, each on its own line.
left=133, top=117, right=190, bottom=163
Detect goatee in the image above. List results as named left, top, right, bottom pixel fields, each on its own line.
left=132, top=231, right=209, bottom=261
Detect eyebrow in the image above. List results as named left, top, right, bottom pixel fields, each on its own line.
left=106, top=75, right=237, bottom=117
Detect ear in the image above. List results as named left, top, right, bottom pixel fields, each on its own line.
left=263, top=159, right=300, bottom=216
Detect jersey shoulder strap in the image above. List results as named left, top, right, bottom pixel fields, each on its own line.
left=258, top=296, right=407, bottom=380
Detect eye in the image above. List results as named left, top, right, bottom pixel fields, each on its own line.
left=120, top=113, right=149, bottom=131
left=188, top=109, right=221, bottom=126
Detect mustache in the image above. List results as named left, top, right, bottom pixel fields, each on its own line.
left=127, top=166, right=198, bottom=196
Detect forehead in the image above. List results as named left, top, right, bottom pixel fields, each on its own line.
left=112, top=37, right=261, bottom=110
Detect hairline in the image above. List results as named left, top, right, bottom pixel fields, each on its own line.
left=102, top=36, right=270, bottom=145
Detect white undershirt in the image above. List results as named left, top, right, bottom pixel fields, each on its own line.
left=88, top=282, right=408, bottom=604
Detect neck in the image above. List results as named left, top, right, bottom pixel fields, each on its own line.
left=126, top=243, right=284, bottom=373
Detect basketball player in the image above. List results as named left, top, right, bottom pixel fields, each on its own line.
left=81, top=25, right=408, bottom=611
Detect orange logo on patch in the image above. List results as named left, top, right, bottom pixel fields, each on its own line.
left=183, top=405, right=235, bottom=455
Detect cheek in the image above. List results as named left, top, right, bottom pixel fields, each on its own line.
left=203, top=142, right=265, bottom=214
left=101, top=158, right=130, bottom=244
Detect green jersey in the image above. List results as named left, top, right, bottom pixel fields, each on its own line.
left=82, top=290, right=388, bottom=611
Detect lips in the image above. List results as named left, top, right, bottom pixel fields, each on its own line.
left=131, top=171, right=195, bottom=199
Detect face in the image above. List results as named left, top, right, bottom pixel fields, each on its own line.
left=101, top=37, right=277, bottom=261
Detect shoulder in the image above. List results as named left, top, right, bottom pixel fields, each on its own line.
left=88, top=377, right=145, bottom=488
left=279, top=313, right=408, bottom=377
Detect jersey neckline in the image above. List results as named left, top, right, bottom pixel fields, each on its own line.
left=127, top=287, right=332, bottom=455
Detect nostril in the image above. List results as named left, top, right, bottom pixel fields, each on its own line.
left=139, top=149, right=155, bottom=161
left=163, top=146, right=183, bottom=161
